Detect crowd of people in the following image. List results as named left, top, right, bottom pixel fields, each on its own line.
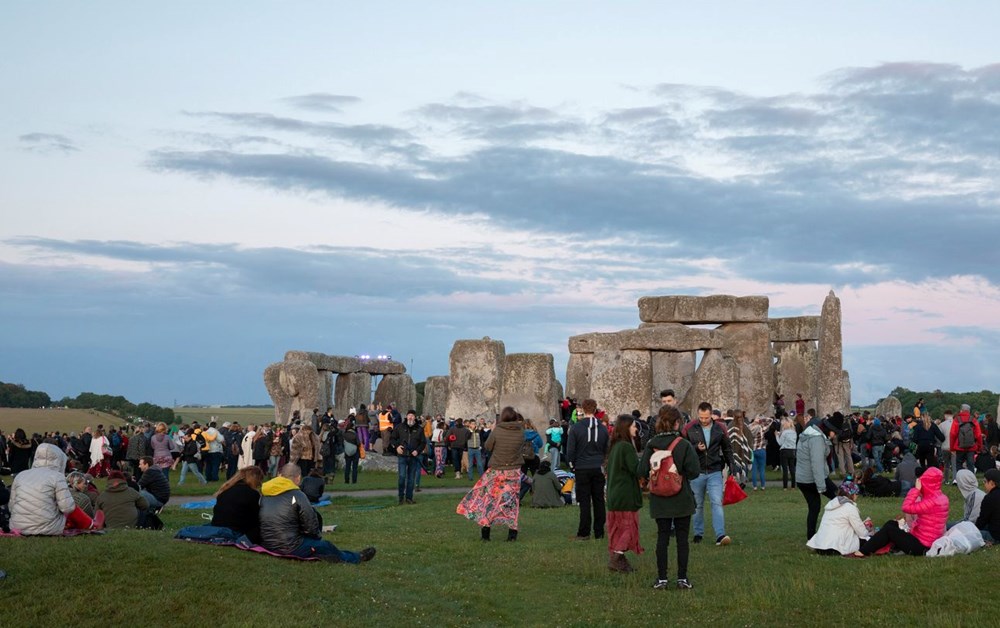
left=3, top=391, right=999, bottom=583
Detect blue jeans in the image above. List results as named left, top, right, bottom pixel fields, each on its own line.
left=871, top=445, right=885, bottom=472
left=548, top=446, right=561, bottom=470
left=139, top=489, right=164, bottom=511
left=178, top=461, right=206, bottom=485
left=344, top=454, right=359, bottom=484
left=204, top=452, right=222, bottom=481
left=290, top=537, right=360, bottom=563
left=691, top=471, right=725, bottom=538
left=983, top=530, right=996, bottom=544
left=397, top=455, right=419, bottom=501
left=751, top=449, right=767, bottom=488
left=467, top=448, right=484, bottom=480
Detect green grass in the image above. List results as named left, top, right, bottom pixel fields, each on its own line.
left=2, top=482, right=996, bottom=627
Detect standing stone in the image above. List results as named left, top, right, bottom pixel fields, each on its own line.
left=374, top=374, right=417, bottom=414
left=565, top=353, right=593, bottom=400
left=445, top=338, right=506, bottom=420
left=720, top=322, right=773, bottom=418
left=551, top=380, right=564, bottom=421
left=263, top=362, right=293, bottom=424
left=638, top=295, right=769, bottom=324
left=650, top=351, right=696, bottom=417
left=772, top=341, right=817, bottom=417
left=590, top=350, right=652, bottom=416
left=422, top=376, right=450, bottom=418
left=840, top=370, right=852, bottom=414
left=500, top=353, right=559, bottom=424
left=815, top=290, right=844, bottom=417
left=682, top=350, right=740, bottom=415
left=334, top=372, right=372, bottom=416
left=274, top=359, right=321, bottom=423
left=874, top=395, right=902, bottom=419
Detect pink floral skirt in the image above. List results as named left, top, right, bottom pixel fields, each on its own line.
left=456, top=468, right=520, bottom=530
left=607, top=510, right=644, bottom=555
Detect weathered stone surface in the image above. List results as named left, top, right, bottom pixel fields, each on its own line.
left=263, top=362, right=293, bottom=424
left=363, top=359, right=407, bottom=375
left=565, top=353, right=593, bottom=400
left=719, top=322, right=773, bottom=417
left=500, top=353, right=559, bottom=423
left=422, top=376, right=450, bottom=418
left=840, top=370, right=852, bottom=415
left=772, top=341, right=817, bottom=416
left=815, top=291, right=844, bottom=418
left=638, top=295, right=769, bottom=324
left=284, top=351, right=362, bottom=373
left=551, top=380, right=564, bottom=420
left=267, top=359, right=321, bottom=424
left=682, top=350, right=740, bottom=414
left=570, top=325, right=723, bottom=353
left=768, top=316, right=821, bottom=342
left=374, top=374, right=417, bottom=413
left=334, top=372, right=371, bottom=416
left=590, top=350, right=652, bottom=416
left=874, top=395, right=902, bottom=418
left=445, top=338, right=506, bottom=420
left=650, top=351, right=695, bottom=417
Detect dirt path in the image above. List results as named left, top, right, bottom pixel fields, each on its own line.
left=166, top=486, right=469, bottom=506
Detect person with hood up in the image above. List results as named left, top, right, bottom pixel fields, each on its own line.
left=8, top=443, right=104, bottom=534
left=894, top=451, right=919, bottom=493
left=796, top=414, right=839, bottom=540
left=806, top=480, right=871, bottom=555
left=866, top=417, right=888, bottom=472
left=949, top=469, right=985, bottom=528
left=259, top=463, right=374, bottom=562
left=853, top=466, right=949, bottom=557
left=950, top=403, right=982, bottom=474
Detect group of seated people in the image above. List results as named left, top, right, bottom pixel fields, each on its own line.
left=807, top=465, right=1000, bottom=557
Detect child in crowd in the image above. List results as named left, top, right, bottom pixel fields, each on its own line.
left=806, top=480, right=871, bottom=555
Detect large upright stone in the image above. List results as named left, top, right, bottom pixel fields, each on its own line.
left=768, top=316, right=821, bottom=342
left=720, top=322, right=773, bottom=417
left=334, top=372, right=372, bottom=416
left=772, top=341, right=817, bottom=416
left=650, top=351, right=696, bottom=417
left=589, top=350, right=652, bottom=416
left=446, top=338, right=506, bottom=420
left=840, top=370, right=852, bottom=414
left=374, top=374, right=417, bottom=413
left=565, top=353, right=593, bottom=400
left=263, top=362, right=293, bottom=424
left=264, top=359, right=321, bottom=424
left=500, top=353, right=559, bottom=423
left=570, top=325, right=722, bottom=353
left=638, top=295, right=769, bottom=324
left=815, top=291, right=844, bottom=417
left=682, top=350, right=740, bottom=414
left=874, top=395, right=902, bottom=418
left=422, top=376, right=450, bottom=418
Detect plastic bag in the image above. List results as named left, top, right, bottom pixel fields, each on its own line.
left=723, top=474, right=747, bottom=506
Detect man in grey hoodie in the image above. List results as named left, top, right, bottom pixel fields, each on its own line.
left=952, top=469, right=985, bottom=527
left=796, top=411, right=838, bottom=540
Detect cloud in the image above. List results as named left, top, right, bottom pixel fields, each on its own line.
left=280, top=92, right=362, bottom=112
left=18, top=132, right=79, bottom=153
left=183, top=111, right=414, bottom=149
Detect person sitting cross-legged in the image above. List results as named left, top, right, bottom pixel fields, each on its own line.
left=259, top=463, right=375, bottom=563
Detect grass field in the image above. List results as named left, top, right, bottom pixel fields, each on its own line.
left=172, top=406, right=277, bottom=425
left=0, top=408, right=127, bottom=435
left=2, top=480, right=996, bottom=627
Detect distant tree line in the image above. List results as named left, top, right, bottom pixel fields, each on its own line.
left=54, top=392, right=176, bottom=424
left=0, top=381, right=52, bottom=408
left=877, top=386, right=998, bottom=419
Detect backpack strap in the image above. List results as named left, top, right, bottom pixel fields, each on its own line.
left=666, top=436, right=682, bottom=454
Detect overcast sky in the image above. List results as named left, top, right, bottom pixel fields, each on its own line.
left=2, top=2, right=999, bottom=407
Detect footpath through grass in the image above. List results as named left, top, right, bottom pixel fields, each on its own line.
left=2, top=484, right=997, bottom=627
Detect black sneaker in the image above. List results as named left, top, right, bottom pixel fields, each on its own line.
left=692, top=535, right=703, bottom=544
left=359, top=547, right=376, bottom=562
left=652, top=579, right=670, bottom=590
left=676, top=579, right=693, bottom=590
left=716, top=535, right=731, bottom=546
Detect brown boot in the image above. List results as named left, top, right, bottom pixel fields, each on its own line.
left=608, top=553, right=629, bottom=572
left=619, top=554, right=635, bottom=573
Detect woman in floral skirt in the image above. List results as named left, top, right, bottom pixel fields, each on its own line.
left=457, top=406, right=525, bottom=541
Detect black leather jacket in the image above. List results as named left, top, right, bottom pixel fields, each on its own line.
left=259, top=487, right=319, bottom=554
left=390, top=421, right=427, bottom=456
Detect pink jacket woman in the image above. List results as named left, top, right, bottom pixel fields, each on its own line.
left=902, top=466, right=949, bottom=547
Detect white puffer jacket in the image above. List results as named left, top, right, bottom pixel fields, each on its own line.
left=806, top=497, right=870, bottom=555
left=9, top=443, right=76, bottom=535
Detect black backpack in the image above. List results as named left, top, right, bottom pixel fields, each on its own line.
left=958, top=419, right=976, bottom=449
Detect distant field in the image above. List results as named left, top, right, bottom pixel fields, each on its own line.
left=173, top=406, right=277, bottom=425
left=0, top=408, right=128, bottom=434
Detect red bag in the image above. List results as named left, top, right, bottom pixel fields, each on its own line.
left=648, top=437, right=683, bottom=497
left=722, top=475, right=747, bottom=506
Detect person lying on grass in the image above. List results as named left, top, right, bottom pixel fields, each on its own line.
left=806, top=480, right=871, bottom=556
left=259, top=463, right=375, bottom=563
left=852, top=466, right=948, bottom=557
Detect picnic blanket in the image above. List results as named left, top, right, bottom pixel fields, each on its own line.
left=1, top=528, right=104, bottom=537
left=174, top=525, right=320, bottom=560
left=182, top=498, right=332, bottom=510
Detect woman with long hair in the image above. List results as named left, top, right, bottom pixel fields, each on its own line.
left=728, top=411, right=751, bottom=486
left=457, top=406, right=525, bottom=542
left=777, top=417, right=798, bottom=490
left=432, top=420, right=448, bottom=478
left=149, top=422, right=177, bottom=481
left=639, top=405, right=702, bottom=590
left=7, top=428, right=32, bottom=474
left=912, top=414, right=944, bottom=469
left=211, top=465, right=264, bottom=544
left=606, top=414, right=643, bottom=573
left=87, top=428, right=111, bottom=478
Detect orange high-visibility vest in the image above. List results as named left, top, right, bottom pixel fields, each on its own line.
left=378, top=412, right=393, bottom=432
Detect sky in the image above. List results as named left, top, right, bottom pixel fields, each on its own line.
left=2, top=2, right=999, bottom=407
